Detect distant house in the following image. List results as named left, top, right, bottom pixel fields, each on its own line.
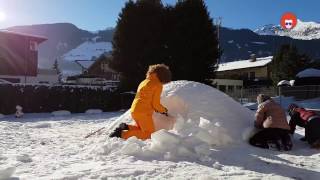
left=64, top=55, right=120, bottom=86
left=75, top=60, right=96, bottom=74
left=86, top=55, right=120, bottom=81
left=214, top=55, right=273, bottom=91
left=59, top=41, right=113, bottom=76
left=0, top=30, right=47, bottom=83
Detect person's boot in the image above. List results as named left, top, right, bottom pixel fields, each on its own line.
left=109, top=123, right=129, bottom=138
left=119, top=123, right=129, bottom=130
left=109, top=128, right=122, bottom=138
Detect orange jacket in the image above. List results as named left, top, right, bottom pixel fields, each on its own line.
left=130, top=73, right=167, bottom=115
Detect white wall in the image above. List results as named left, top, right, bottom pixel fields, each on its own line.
left=0, top=74, right=59, bottom=84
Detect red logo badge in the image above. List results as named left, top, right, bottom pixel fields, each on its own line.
left=280, top=12, right=297, bottom=30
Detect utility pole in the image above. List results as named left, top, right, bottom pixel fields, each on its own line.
left=215, top=17, right=222, bottom=65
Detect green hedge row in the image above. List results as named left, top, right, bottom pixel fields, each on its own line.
left=0, top=84, right=134, bottom=115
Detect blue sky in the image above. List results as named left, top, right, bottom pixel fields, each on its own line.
left=0, top=0, right=319, bottom=31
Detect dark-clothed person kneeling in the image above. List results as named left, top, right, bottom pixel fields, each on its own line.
left=288, top=104, right=320, bottom=149
left=249, top=94, right=292, bottom=151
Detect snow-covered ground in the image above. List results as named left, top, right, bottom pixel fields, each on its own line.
left=1, top=112, right=320, bottom=179
left=1, top=81, right=320, bottom=179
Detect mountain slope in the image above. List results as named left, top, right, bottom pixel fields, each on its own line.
left=220, top=27, right=320, bottom=62
left=5, top=22, right=320, bottom=67
left=255, top=20, right=320, bottom=40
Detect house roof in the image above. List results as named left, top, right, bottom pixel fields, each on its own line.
left=0, top=30, right=47, bottom=43
left=216, top=56, right=273, bottom=72
left=75, top=60, right=95, bottom=70
left=296, top=68, right=320, bottom=78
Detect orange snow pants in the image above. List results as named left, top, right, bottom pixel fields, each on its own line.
left=121, top=113, right=155, bottom=140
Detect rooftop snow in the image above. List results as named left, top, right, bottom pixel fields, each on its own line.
left=75, top=60, right=95, bottom=69
left=217, top=56, right=273, bottom=72
left=296, top=68, right=320, bottom=78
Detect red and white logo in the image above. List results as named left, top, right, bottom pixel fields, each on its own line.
left=280, top=12, right=297, bottom=30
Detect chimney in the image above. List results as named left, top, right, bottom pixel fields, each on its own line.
left=250, top=54, right=256, bottom=62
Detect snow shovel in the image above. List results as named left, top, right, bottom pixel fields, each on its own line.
left=84, top=111, right=130, bottom=139
left=84, top=127, right=105, bottom=138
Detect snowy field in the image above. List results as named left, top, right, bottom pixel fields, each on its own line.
left=1, top=81, right=320, bottom=179
left=0, top=112, right=320, bottom=180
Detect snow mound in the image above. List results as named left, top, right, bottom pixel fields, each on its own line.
left=16, top=154, right=32, bottom=163
left=27, top=122, right=52, bottom=128
left=0, top=114, right=4, bottom=119
left=85, top=109, right=103, bottom=114
left=0, top=166, right=15, bottom=180
left=105, top=81, right=255, bottom=160
left=51, top=110, right=71, bottom=116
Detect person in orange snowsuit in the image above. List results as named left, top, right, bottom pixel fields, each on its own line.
left=110, top=64, right=172, bottom=140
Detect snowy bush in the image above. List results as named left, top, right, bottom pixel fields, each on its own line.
left=52, top=110, right=71, bottom=116
left=0, top=166, right=15, bottom=180
left=85, top=109, right=103, bottom=114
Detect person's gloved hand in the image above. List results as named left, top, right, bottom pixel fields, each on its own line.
left=161, top=108, right=168, bottom=116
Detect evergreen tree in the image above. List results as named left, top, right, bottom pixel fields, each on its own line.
left=167, top=0, right=220, bottom=84
left=110, top=0, right=166, bottom=91
left=53, top=59, right=62, bottom=83
left=271, top=44, right=312, bottom=84
left=110, top=0, right=220, bottom=91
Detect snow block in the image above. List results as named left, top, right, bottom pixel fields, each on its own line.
left=151, top=129, right=181, bottom=145
left=85, top=109, right=103, bottom=114
left=51, top=110, right=71, bottom=116
left=16, top=154, right=32, bottom=163
left=121, top=142, right=141, bottom=156
left=0, top=166, right=15, bottom=180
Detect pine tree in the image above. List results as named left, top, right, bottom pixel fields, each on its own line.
left=53, top=59, right=62, bottom=83
left=110, top=0, right=166, bottom=91
left=271, top=44, right=312, bottom=84
left=167, top=0, right=220, bottom=84
left=110, top=0, right=220, bottom=91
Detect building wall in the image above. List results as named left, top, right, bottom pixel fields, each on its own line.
left=212, top=79, right=243, bottom=93
left=0, top=33, right=39, bottom=76
left=0, top=74, right=58, bottom=84
left=216, top=66, right=270, bottom=80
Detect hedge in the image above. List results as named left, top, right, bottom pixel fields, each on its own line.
left=0, top=84, right=135, bottom=115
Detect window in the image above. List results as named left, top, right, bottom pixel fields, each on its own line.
left=228, top=85, right=234, bottom=92
left=219, top=85, right=226, bottom=92
left=29, top=41, right=38, bottom=51
left=236, top=86, right=242, bottom=90
left=101, top=63, right=110, bottom=73
left=250, top=72, right=255, bottom=80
